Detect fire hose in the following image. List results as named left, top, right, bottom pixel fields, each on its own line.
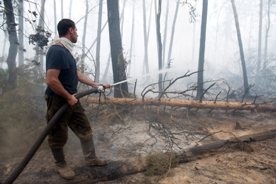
left=3, top=88, right=102, bottom=184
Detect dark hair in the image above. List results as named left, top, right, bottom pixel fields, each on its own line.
left=57, top=19, right=75, bottom=37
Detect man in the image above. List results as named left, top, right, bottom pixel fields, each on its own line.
left=45, top=19, right=110, bottom=180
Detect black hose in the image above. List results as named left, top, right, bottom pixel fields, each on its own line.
left=3, top=88, right=99, bottom=184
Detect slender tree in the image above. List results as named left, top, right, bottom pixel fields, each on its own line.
left=95, top=0, right=103, bottom=82
left=231, top=0, right=249, bottom=89
left=257, top=0, right=263, bottom=74
left=4, top=0, right=18, bottom=89
left=263, top=0, right=271, bottom=69
left=142, top=0, right=149, bottom=74
left=61, top=0, right=63, bottom=18
left=128, top=1, right=135, bottom=75
left=38, top=0, right=46, bottom=72
left=53, top=0, right=57, bottom=36
left=120, top=0, right=127, bottom=38
left=18, top=0, right=24, bottom=66
left=196, top=0, right=208, bottom=100
left=107, top=0, right=129, bottom=97
left=69, top=0, right=73, bottom=19
left=155, top=0, right=163, bottom=93
left=230, top=0, right=249, bottom=94
left=80, top=0, right=89, bottom=73
left=166, top=0, right=180, bottom=68
left=162, top=0, right=169, bottom=68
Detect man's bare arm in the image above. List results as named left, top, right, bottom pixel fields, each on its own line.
left=46, top=69, right=78, bottom=105
left=77, top=71, right=111, bottom=89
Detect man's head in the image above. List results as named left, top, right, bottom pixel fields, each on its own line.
left=57, top=19, right=78, bottom=43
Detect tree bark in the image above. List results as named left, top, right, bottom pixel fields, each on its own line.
left=87, top=97, right=276, bottom=112
left=4, top=0, right=19, bottom=89
left=196, top=0, right=208, bottom=100
left=107, top=0, right=129, bottom=97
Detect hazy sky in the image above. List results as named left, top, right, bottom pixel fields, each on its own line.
left=1, top=0, right=275, bottom=89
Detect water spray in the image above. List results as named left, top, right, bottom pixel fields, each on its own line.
left=111, top=79, right=131, bottom=87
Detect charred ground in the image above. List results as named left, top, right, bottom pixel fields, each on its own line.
left=0, top=85, right=276, bottom=184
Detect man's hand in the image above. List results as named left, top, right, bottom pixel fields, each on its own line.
left=67, top=95, right=78, bottom=106
left=102, top=84, right=111, bottom=89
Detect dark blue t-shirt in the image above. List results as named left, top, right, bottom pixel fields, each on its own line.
left=45, top=45, right=78, bottom=97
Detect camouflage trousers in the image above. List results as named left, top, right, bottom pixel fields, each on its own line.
left=45, top=95, right=93, bottom=149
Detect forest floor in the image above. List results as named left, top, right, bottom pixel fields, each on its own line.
left=0, top=87, right=276, bottom=184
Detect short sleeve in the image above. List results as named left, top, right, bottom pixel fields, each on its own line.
left=46, top=46, right=69, bottom=70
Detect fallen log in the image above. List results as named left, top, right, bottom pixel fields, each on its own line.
left=87, top=97, right=276, bottom=112
left=65, top=129, right=276, bottom=183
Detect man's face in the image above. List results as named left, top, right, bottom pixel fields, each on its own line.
left=69, top=27, right=78, bottom=43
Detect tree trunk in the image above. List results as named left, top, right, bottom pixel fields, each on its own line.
left=257, top=0, right=263, bottom=74
left=61, top=0, right=63, bottom=18
left=230, top=0, right=249, bottom=95
left=95, top=0, right=103, bottom=82
left=38, top=0, right=46, bottom=72
left=18, top=0, right=24, bottom=66
left=107, top=0, right=129, bottom=97
left=166, top=0, right=180, bottom=68
left=69, top=0, right=73, bottom=19
left=155, top=0, right=163, bottom=94
left=263, top=0, right=271, bottom=70
left=162, top=0, right=169, bottom=68
left=196, top=0, right=208, bottom=100
left=120, top=0, right=127, bottom=38
left=87, top=97, right=276, bottom=112
left=127, top=1, right=135, bottom=75
left=53, top=0, right=57, bottom=36
left=142, top=0, right=149, bottom=74
left=80, top=0, right=89, bottom=73
left=4, top=0, right=19, bottom=89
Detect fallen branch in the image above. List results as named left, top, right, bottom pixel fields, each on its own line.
left=87, top=97, right=276, bottom=112
left=64, top=129, right=276, bottom=183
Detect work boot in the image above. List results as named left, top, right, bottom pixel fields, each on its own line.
left=51, top=148, right=75, bottom=179
left=55, top=162, right=75, bottom=180
left=85, top=157, right=107, bottom=166
left=81, top=139, right=107, bottom=167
